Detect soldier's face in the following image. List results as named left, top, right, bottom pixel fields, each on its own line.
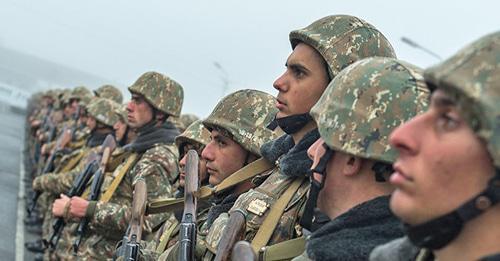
left=202, top=130, right=248, bottom=186
left=179, top=143, right=207, bottom=188
left=273, top=43, right=329, bottom=119
left=113, top=119, right=127, bottom=141
left=127, top=93, right=154, bottom=129
left=389, top=89, right=495, bottom=225
left=86, top=116, right=97, bottom=131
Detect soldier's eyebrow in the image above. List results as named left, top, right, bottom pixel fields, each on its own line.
left=430, top=92, right=456, bottom=109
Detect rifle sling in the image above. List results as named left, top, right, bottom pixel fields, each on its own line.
left=59, top=150, right=86, bottom=172
left=259, top=236, right=305, bottom=261
left=251, top=177, right=304, bottom=253
left=100, top=153, right=138, bottom=203
left=147, top=158, right=273, bottom=214
left=156, top=219, right=180, bottom=252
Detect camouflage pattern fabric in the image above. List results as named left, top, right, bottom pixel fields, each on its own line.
left=86, top=97, right=121, bottom=127
left=77, top=143, right=179, bottom=260
left=202, top=89, right=278, bottom=156
left=204, top=167, right=310, bottom=255
left=128, top=71, right=184, bottom=117
left=68, top=86, right=93, bottom=106
left=310, top=57, right=429, bottom=163
left=94, top=84, right=124, bottom=103
left=175, top=120, right=211, bottom=150
left=178, top=113, right=200, bottom=132
left=289, top=14, right=397, bottom=79
left=424, top=31, right=500, bottom=168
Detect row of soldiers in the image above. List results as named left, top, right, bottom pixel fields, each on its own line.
left=22, top=14, right=500, bottom=261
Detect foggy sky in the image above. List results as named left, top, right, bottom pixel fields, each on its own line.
left=0, top=0, right=497, bottom=116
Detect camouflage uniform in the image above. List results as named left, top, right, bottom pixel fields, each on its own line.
left=292, top=56, right=428, bottom=260
left=202, top=14, right=398, bottom=261
left=76, top=71, right=183, bottom=260
left=161, top=89, right=278, bottom=261
left=370, top=31, right=500, bottom=261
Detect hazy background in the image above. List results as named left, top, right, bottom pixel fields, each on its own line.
left=0, top=0, right=497, bottom=116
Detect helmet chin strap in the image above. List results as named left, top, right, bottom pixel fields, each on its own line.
left=405, top=168, right=500, bottom=250
left=273, top=113, right=313, bottom=135
left=300, top=143, right=334, bottom=231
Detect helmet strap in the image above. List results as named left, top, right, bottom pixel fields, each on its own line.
left=300, top=143, right=334, bottom=231
left=273, top=113, right=313, bottom=135
left=406, top=168, right=500, bottom=249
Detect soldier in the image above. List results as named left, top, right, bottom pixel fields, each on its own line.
left=139, top=120, right=211, bottom=260
left=208, top=14, right=397, bottom=260
left=65, top=71, right=183, bottom=260
left=370, top=32, right=500, bottom=260
left=178, top=113, right=200, bottom=133
left=292, top=57, right=429, bottom=260
left=160, top=89, right=278, bottom=260
left=94, top=84, right=124, bottom=104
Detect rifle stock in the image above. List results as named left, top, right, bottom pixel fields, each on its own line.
left=232, top=241, right=256, bottom=261
left=178, top=150, right=199, bottom=261
left=118, top=179, right=147, bottom=261
left=214, top=210, right=247, bottom=261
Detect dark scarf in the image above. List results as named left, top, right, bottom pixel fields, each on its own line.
left=124, top=121, right=179, bottom=153
left=205, top=193, right=239, bottom=228
left=86, top=131, right=110, bottom=147
left=307, top=196, right=404, bottom=261
left=260, top=129, right=319, bottom=177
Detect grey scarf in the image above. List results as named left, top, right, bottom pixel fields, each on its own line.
left=124, top=121, right=179, bottom=153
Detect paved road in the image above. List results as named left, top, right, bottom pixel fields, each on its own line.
left=0, top=105, right=25, bottom=260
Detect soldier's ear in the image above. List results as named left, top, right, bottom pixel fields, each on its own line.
left=342, top=154, right=361, bottom=177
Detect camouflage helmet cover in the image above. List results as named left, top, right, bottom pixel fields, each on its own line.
left=94, top=84, right=124, bottom=104
left=128, top=71, right=184, bottom=117
left=175, top=120, right=211, bottom=149
left=202, top=89, right=278, bottom=156
left=311, top=57, right=429, bottom=163
left=180, top=114, right=200, bottom=130
left=424, top=31, right=500, bottom=167
left=289, top=14, right=397, bottom=79
left=113, top=104, right=128, bottom=124
left=68, top=86, right=93, bottom=106
left=86, top=97, right=121, bottom=127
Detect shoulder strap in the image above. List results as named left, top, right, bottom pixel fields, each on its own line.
left=156, top=219, right=180, bottom=252
left=59, top=149, right=86, bottom=172
left=251, top=177, right=305, bottom=253
left=259, top=236, right=306, bottom=261
left=100, top=153, right=139, bottom=203
left=146, top=158, right=273, bottom=215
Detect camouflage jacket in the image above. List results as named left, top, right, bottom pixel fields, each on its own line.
left=77, top=143, right=179, bottom=260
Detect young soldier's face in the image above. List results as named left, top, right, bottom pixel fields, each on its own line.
left=389, top=89, right=495, bottom=225
left=273, top=43, right=329, bottom=119
left=126, top=93, right=154, bottom=129
left=178, top=143, right=207, bottom=188
left=86, top=116, right=97, bottom=131
left=201, top=129, right=248, bottom=186
left=113, top=119, right=127, bottom=141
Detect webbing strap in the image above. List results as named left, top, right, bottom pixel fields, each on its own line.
left=100, top=153, right=138, bottom=203
left=251, top=177, right=304, bottom=253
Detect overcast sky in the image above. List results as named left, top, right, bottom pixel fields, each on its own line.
left=0, top=0, right=497, bottom=117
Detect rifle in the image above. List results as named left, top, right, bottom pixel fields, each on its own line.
left=214, top=210, right=247, bottom=261
left=115, top=178, right=147, bottom=261
left=47, top=135, right=115, bottom=250
left=27, top=127, right=72, bottom=216
left=73, top=134, right=116, bottom=254
left=178, top=150, right=199, bottom=261
left=232, top=241, right=256, bottom=261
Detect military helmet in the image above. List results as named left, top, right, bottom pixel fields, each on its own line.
left=311, top=57, right=429, bottom=163
left=179, top=114, right=200, bottom=131
left=424, top=31, right=500, bottom=168
left=175, top=120, right=211, bottom=150
left=290, top=14, right=396, bottom=80
left=86, top=97, right=121, bottom=127
left=128, top=71, right=184, bottom=117
left=68, top=86, right=93, bottom=106
left=203, top=89, right=278, bottom=156
left=113, top=104, right=128, bottom=124
left=94, top=84, right=123, bottom=103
